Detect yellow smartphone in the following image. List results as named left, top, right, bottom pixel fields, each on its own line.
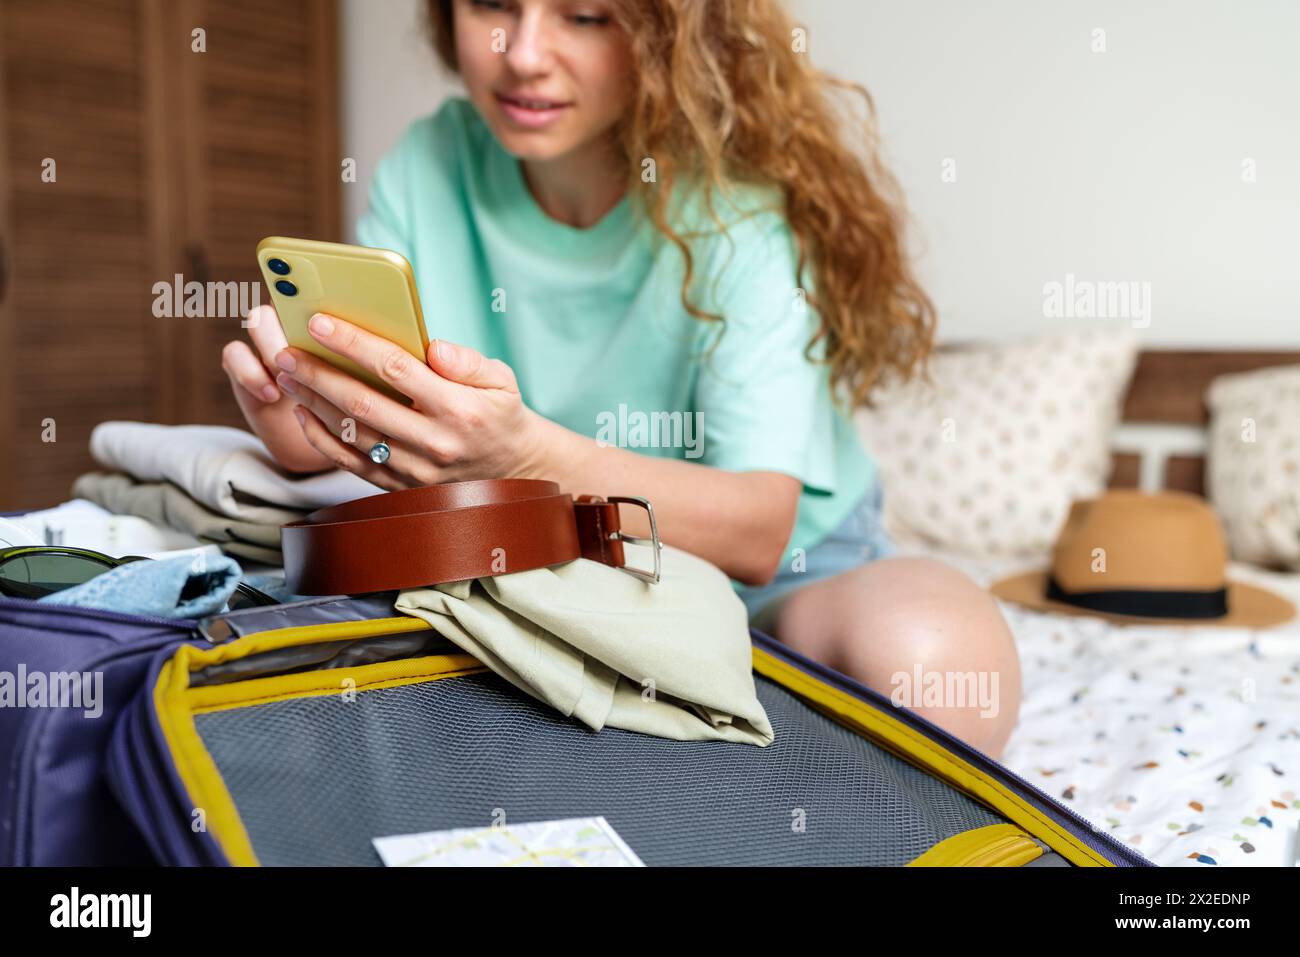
left=256, top=237, right=429, bottom=403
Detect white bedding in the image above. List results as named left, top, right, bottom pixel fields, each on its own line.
left=908, top=546, right=1300, bottom=868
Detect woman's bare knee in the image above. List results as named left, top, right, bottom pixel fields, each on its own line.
left=773, top=557, right=1022, bottom=758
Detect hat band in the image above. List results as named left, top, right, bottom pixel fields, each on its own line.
left=1045, top=576, right=1229, bottom=619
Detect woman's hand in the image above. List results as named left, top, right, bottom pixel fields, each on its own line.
left=221, top=304, right=335, bottom=474
left=257, top=310, right=799, bottom=585
left=270, top=313, right=551, bottom=490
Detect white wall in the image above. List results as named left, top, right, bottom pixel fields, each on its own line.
left=339, top=0, right=462, bottom=239
left=341, top=0, right=1300, bottom=347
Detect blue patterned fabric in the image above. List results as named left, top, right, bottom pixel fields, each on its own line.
left=38, top=553, right=242, bottom=619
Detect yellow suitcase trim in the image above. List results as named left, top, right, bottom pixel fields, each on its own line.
left=907, top=823, right=1044, bottom=867
left=751, top=646, right=1112, bottom=867
left=153, top=617, right=484, bottom=867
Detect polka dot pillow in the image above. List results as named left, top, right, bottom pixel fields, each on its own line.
left=854, top=329, right=1139, bottom=560
left=1205, top=364, right=1300, bottom=570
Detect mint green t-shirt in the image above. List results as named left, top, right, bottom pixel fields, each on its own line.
left=356, top=97, right=873, bottom=586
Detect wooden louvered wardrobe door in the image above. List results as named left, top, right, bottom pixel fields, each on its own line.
left=0, top=0, right=340, bottom=510
left=0, top=0, right=174, bottom=510
left=166, top=0, right=340, bottom=427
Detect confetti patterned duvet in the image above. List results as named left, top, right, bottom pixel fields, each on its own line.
left=921, top=547, right=1300, bottom=868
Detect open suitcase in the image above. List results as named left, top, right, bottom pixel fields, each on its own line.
left=1, top=593, right=1151, bottom=867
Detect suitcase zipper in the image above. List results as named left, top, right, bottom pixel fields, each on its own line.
left=752, top=631, right=1152, bottom=866
left=0, top=595, right=199, bottom=631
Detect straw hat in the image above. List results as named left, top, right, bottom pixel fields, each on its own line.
left=989, top=490, right=1295, bottom=628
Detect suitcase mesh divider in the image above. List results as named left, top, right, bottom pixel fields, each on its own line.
left=193, top=670, right=1006, bottom=866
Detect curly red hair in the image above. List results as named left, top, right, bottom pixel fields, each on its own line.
left=425, top=0, right=935, bottom=408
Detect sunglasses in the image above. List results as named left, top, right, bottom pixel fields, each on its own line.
left=0, top=546, right=278, bottom=611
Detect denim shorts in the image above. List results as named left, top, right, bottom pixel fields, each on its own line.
left=736, top=482, right=897, bottom=624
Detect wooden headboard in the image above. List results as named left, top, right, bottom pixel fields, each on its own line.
left=1108, top=350, right=1300, bottom=495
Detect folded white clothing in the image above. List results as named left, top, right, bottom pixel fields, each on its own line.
left=11, top=498, right=202, bottom=555
left=89, top=422, right=380, bottom=521
left=0, top=517, right=41, bottom=548
left=4, top=499, right=113, bottom=547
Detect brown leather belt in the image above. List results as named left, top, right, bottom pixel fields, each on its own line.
left=281, top=478, right=661, bottom=596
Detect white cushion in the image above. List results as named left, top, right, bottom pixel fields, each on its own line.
left=855, top=329, right=1138, bottom=559
left=1205, top=364, right=1300, bottom=569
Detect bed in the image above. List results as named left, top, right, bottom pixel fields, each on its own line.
left=916, top=348, right=1300, bottom=868
left=9, top=347, right=1298, bottom=867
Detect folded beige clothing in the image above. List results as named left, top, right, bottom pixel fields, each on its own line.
left=89, top=421, right=379, bottom=521
left=395, top=544, right=773, bottom=746
left=72, top=471, right=295, bottom=564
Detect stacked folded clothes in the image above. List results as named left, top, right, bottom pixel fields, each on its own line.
left=71, top=422, right=380, bottom=565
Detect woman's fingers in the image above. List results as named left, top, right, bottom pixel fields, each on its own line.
left=221, top=339, right=280, bottom=403
left=265, top=311, right=530, bottom=486
left=291, top=406, right=409, bottom=492
left=224, top=304, right=288, bottom=402
left=273, top=345, right=453, bottom=461
left=427, top=338, right=519, bottom=392
left=223, top=344, right=335, bottom=474
left=246, top=303, right=291, bottom=369
left=277, top=374, right=440, bottom=487
left=298, top=313, right=456, bottom=408
left=222, top=305, right=342, bottom=476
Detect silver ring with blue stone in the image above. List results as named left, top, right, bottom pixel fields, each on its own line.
left=368, top=440, right=391, bottom=465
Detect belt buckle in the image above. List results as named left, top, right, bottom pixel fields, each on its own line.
left=606, top=496, right=662, bottom=584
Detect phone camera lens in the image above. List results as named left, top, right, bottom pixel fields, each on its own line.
left=267, top=258, right=291, bottom=276
left=275, top=279, right=298, bottom=297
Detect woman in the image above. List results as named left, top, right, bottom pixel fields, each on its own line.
left=221, top=0, right=1021, bottom=756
